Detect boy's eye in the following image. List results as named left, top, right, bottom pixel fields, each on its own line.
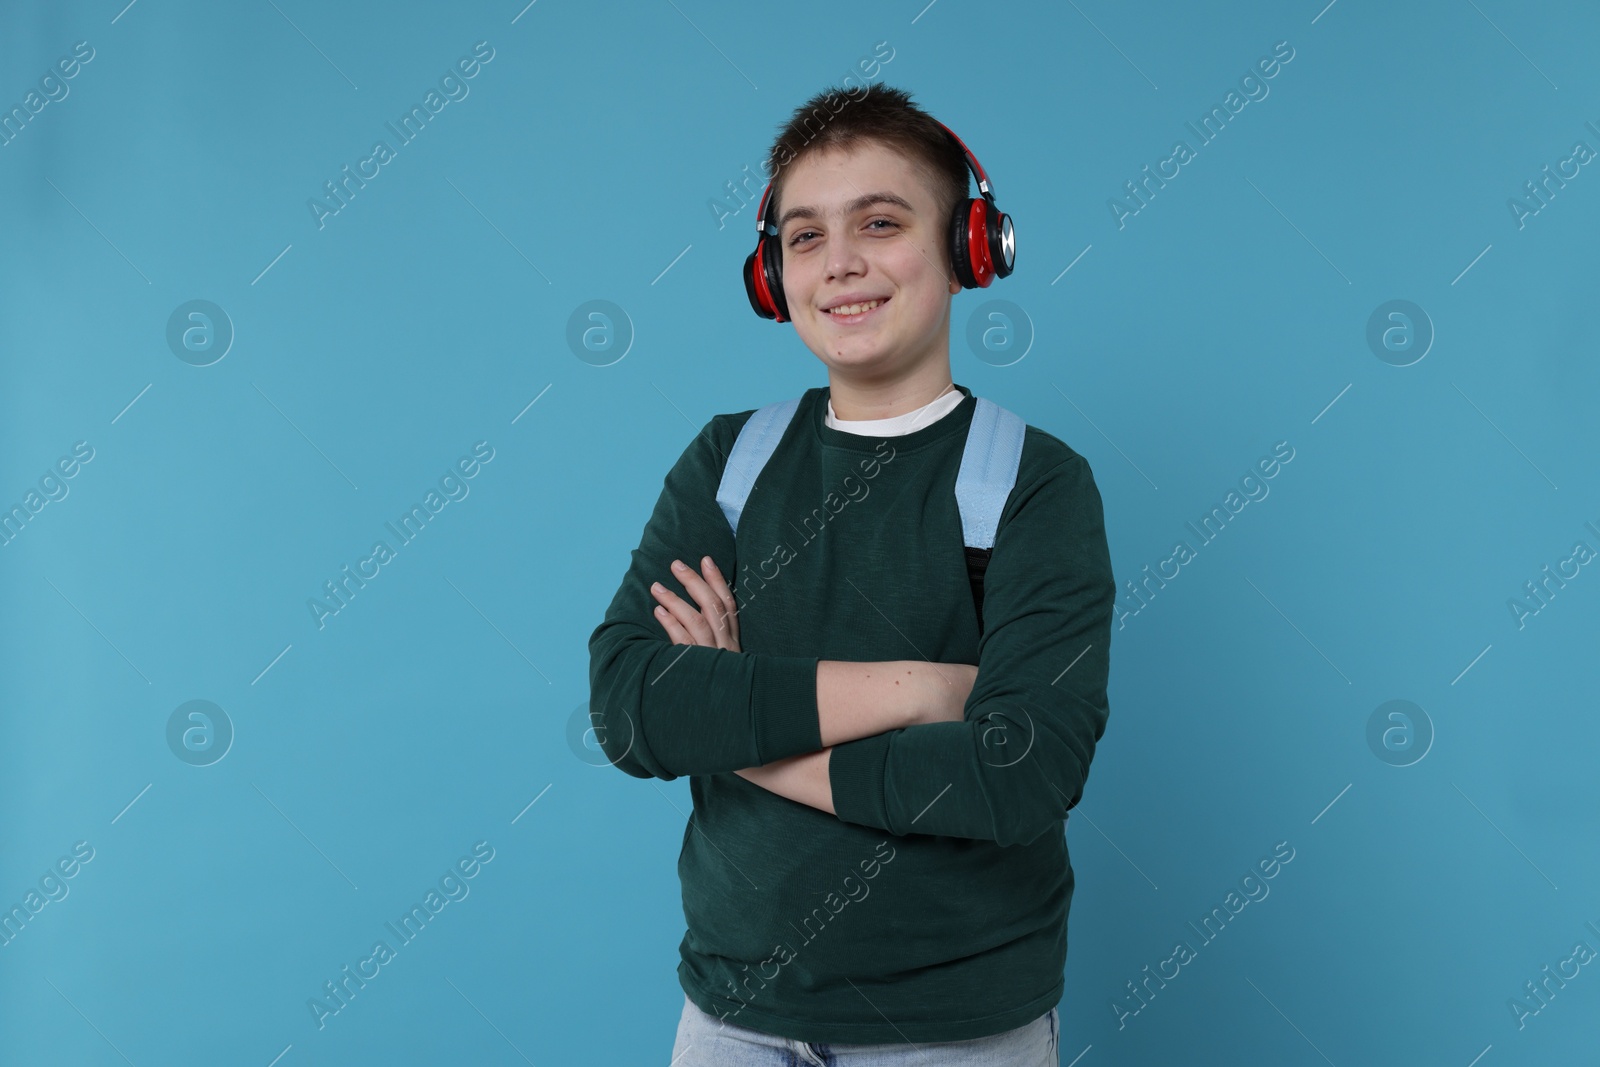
left=788, top=219, right=900, bottom=247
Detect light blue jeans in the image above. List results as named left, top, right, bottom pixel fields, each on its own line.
left=669, top=993, right=1059, bottom=1066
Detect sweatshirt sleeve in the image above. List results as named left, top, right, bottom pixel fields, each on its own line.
left=827, top=452, right=1115, bottom=846
left=586, top=415, right=822, bottom=781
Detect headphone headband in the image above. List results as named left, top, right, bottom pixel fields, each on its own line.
left=754, top=181, right=777, bottom=237
left=934, top=120, right=996, bottom=201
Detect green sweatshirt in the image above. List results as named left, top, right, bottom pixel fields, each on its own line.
left=587, top=382, right=1115, bottom=1043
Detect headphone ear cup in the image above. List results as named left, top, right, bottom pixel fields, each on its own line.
left=744, top=238, right=789, bottom=321
left=762, top=233, right=789, bottom=322
left=952, top=198, right=998, bottom=288
left=743, top=247, right=774, bottom=319
left=987, top=209, right=1015, bottom=279
left=949, top=198, right=978, bottom=289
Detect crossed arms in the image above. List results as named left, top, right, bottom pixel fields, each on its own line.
left=585, top=418, right=1115, bottom=846
left=645, top=554, right=979, bottom=815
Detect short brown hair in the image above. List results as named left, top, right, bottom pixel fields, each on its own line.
left=763, top=84, right=969, bottom=257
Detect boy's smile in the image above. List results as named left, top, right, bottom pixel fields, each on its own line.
left=775, top=141, right=961, bottom=389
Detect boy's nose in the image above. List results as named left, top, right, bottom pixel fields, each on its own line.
left=825, top=241, right=868, bottom=280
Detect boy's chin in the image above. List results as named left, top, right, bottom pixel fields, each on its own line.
left=800, top=332, right=877, bottom=358
left=808, top=343, right=904, bottom=375
left=800, top=324, right=892, bottom=358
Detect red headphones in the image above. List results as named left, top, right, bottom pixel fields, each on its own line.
left=742, top=120, right=1015, bottom=322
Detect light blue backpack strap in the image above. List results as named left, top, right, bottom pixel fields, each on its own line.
left=715, top=396, right=801, bottom=536
left=954, top=396, right=1027, bottom=550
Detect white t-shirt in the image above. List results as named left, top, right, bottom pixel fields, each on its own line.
left=825, top=386, right=965, bottom=437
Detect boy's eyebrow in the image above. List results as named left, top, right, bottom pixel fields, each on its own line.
left=777, top=192, right=916, bottom=231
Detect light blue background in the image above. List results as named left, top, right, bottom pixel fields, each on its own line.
left=3, top=0, right=1597, bottom=1063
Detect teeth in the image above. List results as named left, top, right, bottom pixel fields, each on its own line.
left=826, top=299, right=883, bottom=316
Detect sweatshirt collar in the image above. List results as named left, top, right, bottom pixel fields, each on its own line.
left=813, top=383, right=976, bottom=454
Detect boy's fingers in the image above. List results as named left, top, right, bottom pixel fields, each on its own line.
left=654, top=596, right=709, bottom=646
left=700, top=556, right=735, bottom=608
left=652, top=582, right=716, bottom=647
left=671, top=559, right=719, bottom=611
left=701, top=558, right=740, bottom=647
left=652, top=602, right=690, bottom=644
left=669, top=560, right=730, bottom=647
left=654, top=559, right=742, bottom=651
left=689, top=563, right=730, bottom=640
left=652, top=591, right=691, bottom=643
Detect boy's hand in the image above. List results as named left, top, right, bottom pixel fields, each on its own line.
left=650, top=556, right=741, bottom=652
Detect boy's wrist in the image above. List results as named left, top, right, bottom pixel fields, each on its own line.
left=907, top=660, right=975, bottom=726
left=900, top=660, right=948, bottom=727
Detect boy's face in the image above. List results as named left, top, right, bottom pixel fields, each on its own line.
left=775, top=141, right=961, bottom=381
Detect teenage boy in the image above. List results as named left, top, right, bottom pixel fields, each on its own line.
left=587, top=85, right=1115, bottom=1063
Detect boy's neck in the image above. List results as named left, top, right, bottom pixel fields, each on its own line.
left=826, top=361, right=957, bottom=422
